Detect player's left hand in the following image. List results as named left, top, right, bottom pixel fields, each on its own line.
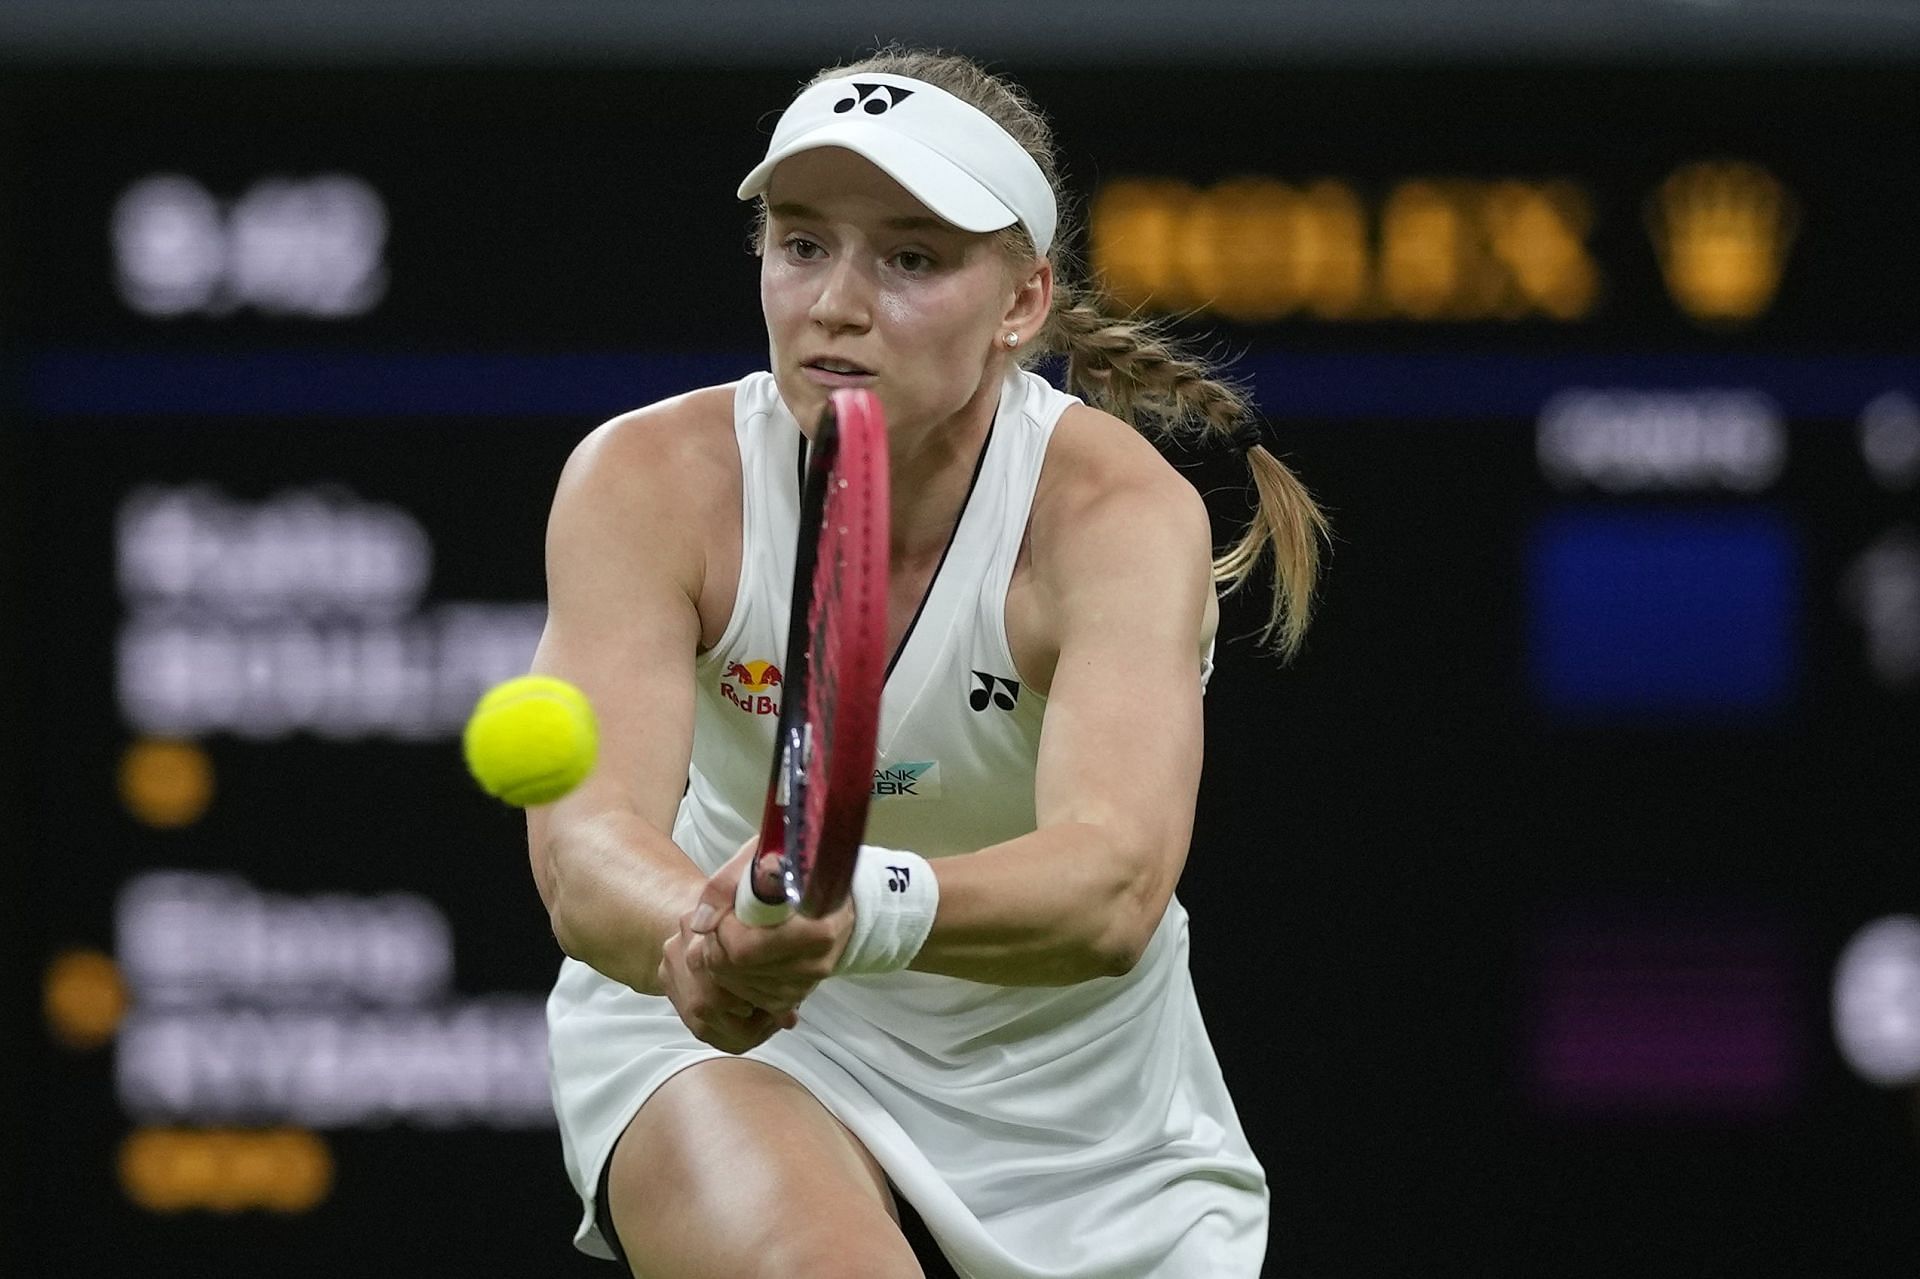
left=685, top=838, right=854, bottom=1015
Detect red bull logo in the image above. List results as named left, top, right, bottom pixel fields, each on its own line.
left=721, top=659, right=782, bottom=715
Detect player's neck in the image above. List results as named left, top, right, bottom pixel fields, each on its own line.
left=888, top=382, right=999, bottom=566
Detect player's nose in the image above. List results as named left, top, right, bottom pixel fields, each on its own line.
left=808, top=257, right=872, bottom=333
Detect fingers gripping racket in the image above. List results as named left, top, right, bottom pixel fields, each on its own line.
left=733, top=389, right=890, bottom=925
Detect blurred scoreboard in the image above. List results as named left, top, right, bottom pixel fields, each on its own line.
left=3, top=62, right=1918, bottom=1277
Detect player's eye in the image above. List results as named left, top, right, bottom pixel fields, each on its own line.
left=782, top=235, right=825, bottom=262
left=892, top=250, right=935, bottom=274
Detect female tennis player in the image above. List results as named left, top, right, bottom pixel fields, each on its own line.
left=528, top=49, right=1327, bottom=1277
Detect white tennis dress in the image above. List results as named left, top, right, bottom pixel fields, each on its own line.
left=546, top=368, right=1268, bottom=1277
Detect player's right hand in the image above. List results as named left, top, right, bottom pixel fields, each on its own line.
left=685, top=839, right=853, bottom=1013
left=657, top=916, right=797, bottom=1054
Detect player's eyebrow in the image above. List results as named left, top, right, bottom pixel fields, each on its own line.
left=769, top=202, right=951, bottom=233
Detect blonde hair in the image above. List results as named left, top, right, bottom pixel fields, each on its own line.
left=797, top=48, right=1330, bottom=660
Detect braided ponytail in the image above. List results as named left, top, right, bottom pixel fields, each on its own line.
left=1039, top=287, right=1328, bottom=659
left=1043, top=298, right=1248, bottom=439
left=804, top=48, right=1330, bottom=659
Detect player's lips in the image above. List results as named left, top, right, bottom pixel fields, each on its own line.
left=801, top=358, right=876, bottom=387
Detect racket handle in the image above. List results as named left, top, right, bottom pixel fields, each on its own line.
left=733, top=859, right=792, bottom=927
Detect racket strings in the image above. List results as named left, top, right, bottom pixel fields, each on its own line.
left=778, top=389, right=890, bottom=918
left=798, top=450, right=882, bottom=899
left=800, top=506, right=851, bottom=879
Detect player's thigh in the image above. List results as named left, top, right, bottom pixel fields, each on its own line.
left=606, top=1056, right=921, bottom=1279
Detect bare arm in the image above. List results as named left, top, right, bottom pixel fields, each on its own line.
left=909, top=438, right=1215, bottom=986
left=524, top=397, right=719, bottom=995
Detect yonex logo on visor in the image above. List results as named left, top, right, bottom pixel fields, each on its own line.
left=836, top=83, right=915, bottom=115
left=738, top=72, right=1058, bottom=258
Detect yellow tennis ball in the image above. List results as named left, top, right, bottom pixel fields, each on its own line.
left=462, top=675, right=599, bottom=807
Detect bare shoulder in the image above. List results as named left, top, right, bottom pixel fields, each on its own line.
left=1008, top=403, right=1215, bottom=694
left=546, top=384, right=742, bottom=638
left=556, top=384, right=738, bottom=516
left=1029, top=403, right=1211, bottom=587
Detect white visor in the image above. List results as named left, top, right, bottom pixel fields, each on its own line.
left=737, top=72, right=1057, bottom=258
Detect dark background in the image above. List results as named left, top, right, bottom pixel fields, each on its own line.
left=4, top=46, right=1918, bottom=1279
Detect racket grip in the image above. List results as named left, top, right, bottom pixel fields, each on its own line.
left=733, top=859, right=792, bottom=927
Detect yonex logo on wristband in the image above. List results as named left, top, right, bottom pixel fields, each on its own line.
left=836, top=845, right=938, bottom=976
left=835, top=83, right=915, bottom=116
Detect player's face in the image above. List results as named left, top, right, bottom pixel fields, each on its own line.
left=760, top=148, right=1027, bottom=443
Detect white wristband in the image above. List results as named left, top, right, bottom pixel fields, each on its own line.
left=834, top=845, right=939, bottom=976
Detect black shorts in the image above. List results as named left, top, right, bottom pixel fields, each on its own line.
left=593, top=1138, right=960, bottom=1278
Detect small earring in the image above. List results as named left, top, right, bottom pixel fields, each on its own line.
left=1003, top=332, right=1020, bottom=349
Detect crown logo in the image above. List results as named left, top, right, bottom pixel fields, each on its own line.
left=1646, top=160, right=1798, bottom=328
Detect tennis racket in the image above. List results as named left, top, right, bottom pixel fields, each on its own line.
left=733, top=388, right=890, bottom=925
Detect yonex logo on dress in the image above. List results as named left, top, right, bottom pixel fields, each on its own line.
left=835, top=83, right=915, bottom=116
left=969, top=671, right=1020, bottom=712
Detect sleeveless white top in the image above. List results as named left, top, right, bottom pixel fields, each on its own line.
left=546, top=368, right=1267, bottom=1276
